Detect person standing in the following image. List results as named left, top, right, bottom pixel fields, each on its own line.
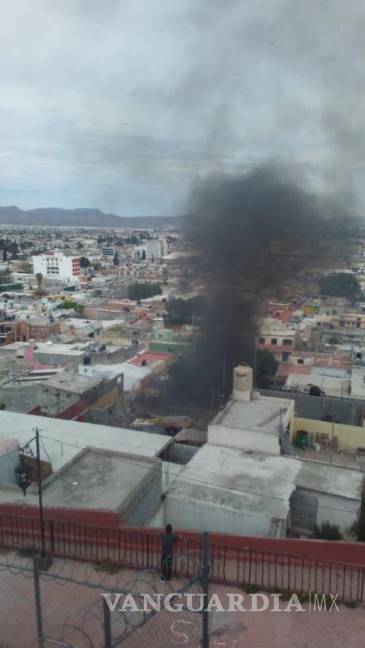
left=160, top=524, right=178, bottom=582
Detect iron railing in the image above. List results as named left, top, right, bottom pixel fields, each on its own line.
left=0, top=512, right=364, bottom=602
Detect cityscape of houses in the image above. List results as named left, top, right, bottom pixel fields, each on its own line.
left=0, top=223, right=364, bottom=549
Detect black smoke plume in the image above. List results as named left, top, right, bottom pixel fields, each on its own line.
left=168, top=164, right=355, bottom=406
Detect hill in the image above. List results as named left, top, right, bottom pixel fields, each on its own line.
left=0, top=206, right=179, bottom=229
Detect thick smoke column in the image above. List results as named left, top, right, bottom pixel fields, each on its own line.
left=170, top=164, right=354, bottom=405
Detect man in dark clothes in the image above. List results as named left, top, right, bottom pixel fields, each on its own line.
left=160, top=524, right=178, bottom=582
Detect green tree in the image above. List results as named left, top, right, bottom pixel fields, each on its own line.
left=79, top=256, right=91, bottom=268
left=314, top=522, right=342, bottom=540
left=56, top=299, right=84, bottom=312
left=320, top=273, right=363, bottom=304
left=125, top=235, right=139, bottom=245
left=127, top=283, right=162, bottom=300
left=35, top=272, right=43, bottom=294
left=164, top=296, right=205, bottom=327
left=357, top=481, right=365, bottom=541
left=9, top=241, right=18, bottom=259
left=255, top=349, right=279, bottom=389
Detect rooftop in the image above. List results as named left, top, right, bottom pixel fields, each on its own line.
left=168, top=445, right=301, bottom=518
left=79, top=361, right=152, bottom=391
left=0, top=410, right=171, bottom=476
left=211, top=393, right=293, bottom=436
left=296, top=458, right=363, bottom=501
left=44, top=370, right=102, bottom=393
left=42, top=447, right=160, bottom=512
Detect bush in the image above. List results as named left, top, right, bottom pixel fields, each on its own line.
left=127, top=283, right=162, bottom=301
left=255, top=349, right=279, bottom=389
left=56, top=300, right=84, bottom=312
left=163, top=296, right=205, bottom=327
left=320, top=273, right=363, bottom=304
left=314, top=522, right=342, bottom=540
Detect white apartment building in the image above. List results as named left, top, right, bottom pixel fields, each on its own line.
left=146, top=237, right=168, bottom=261
left=32, top=252, right=80, bottom=282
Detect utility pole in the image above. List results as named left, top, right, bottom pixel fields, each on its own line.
left=35, top=427, right=46, bottom=559
left=201, top=532, right=209, bottom=648
left=33, top=556, right=45, bottom=648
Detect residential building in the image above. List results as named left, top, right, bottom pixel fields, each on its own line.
left=32, top=252, right=81, bottom=283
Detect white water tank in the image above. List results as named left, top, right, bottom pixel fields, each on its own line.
left=232, top=364, right=253, bottom=402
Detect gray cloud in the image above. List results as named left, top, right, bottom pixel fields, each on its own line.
left=0, top=0, right=364, bottom=214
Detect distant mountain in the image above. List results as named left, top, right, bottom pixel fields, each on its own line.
left=0, top=206, right=180, bottom=229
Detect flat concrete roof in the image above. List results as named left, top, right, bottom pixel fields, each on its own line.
left=296, top=459, right=363, bottom=501
left=168, top=445, right=301, bottom=518
left=79, top=362, right=151, bottom=391
left=45, top=371, right=101, bottom=393
left=211, top=394, right=293, bottom=436
left=0, top=410, right=172, bottom=473
left=43, top=448, right=159, bottom=511
left=33, top=343, right=87, bottom=356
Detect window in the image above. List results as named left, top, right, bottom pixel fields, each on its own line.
left=258, top=337, right=265, bottom=344
left=283, top=339, right=293, bottom=346
left=271, top=338, right=277, bottom=345
left=297, top=359, right=304, bottom=365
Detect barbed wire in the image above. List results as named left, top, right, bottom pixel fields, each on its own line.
left=0, top=549, right=206, bottom=648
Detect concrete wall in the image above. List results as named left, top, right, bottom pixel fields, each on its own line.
left=120, top=461, right=162, bottom=526
left=0, top=383, right=79, bottom=415
left=0, top=449, right=18, bottom=485
left=164, top=493, right=282, bottom=536
left=92, top=386, right=120, bottom=410
left=293, top=417, right=365, bottom=453
left=297, top=487, right=360, bottom=532
left=208, top=423, right=280, bottom=455
left=351, top=365, right=365, bottom=399
left=286, top=372, right=351, bottom=397
left=262, top=388, right=365, bottom=426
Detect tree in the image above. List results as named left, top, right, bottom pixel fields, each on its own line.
left=309, top=385, right=322, bottom=396
left=357, top=480, right=365, bottom=541
left=125, top=235, right=139, bottom=245
left=79, top=256, right=91, bottom=268
left=56, top=299, right=83, bottom=312
left=314, top=522, right=342, bottom=540
left=35, top=272, right=43, bottom=294
left=320, top=273, right=363, bottom=304
left=141, top=249, right=146, bottom=261
left=255, top=349, right=278, bottom=389
left=127, top=283, right=162, bottom=300
left=113, top=251, right=119, bottom=266
left=9, top=241, right=18, bottom=259
left=163, top=296, right=205, bottom=327
left=2, top=247, right=7, bottom=262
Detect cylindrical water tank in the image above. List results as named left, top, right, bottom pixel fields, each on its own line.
left=233, top=364, right=253, bottom=392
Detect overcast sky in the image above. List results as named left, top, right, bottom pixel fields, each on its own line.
left=0, top=0, right=365, bottom=216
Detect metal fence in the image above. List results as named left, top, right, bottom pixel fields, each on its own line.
left=0, top=512, right=364, bottom=603
left=0, top=549, right=208, bottom=648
